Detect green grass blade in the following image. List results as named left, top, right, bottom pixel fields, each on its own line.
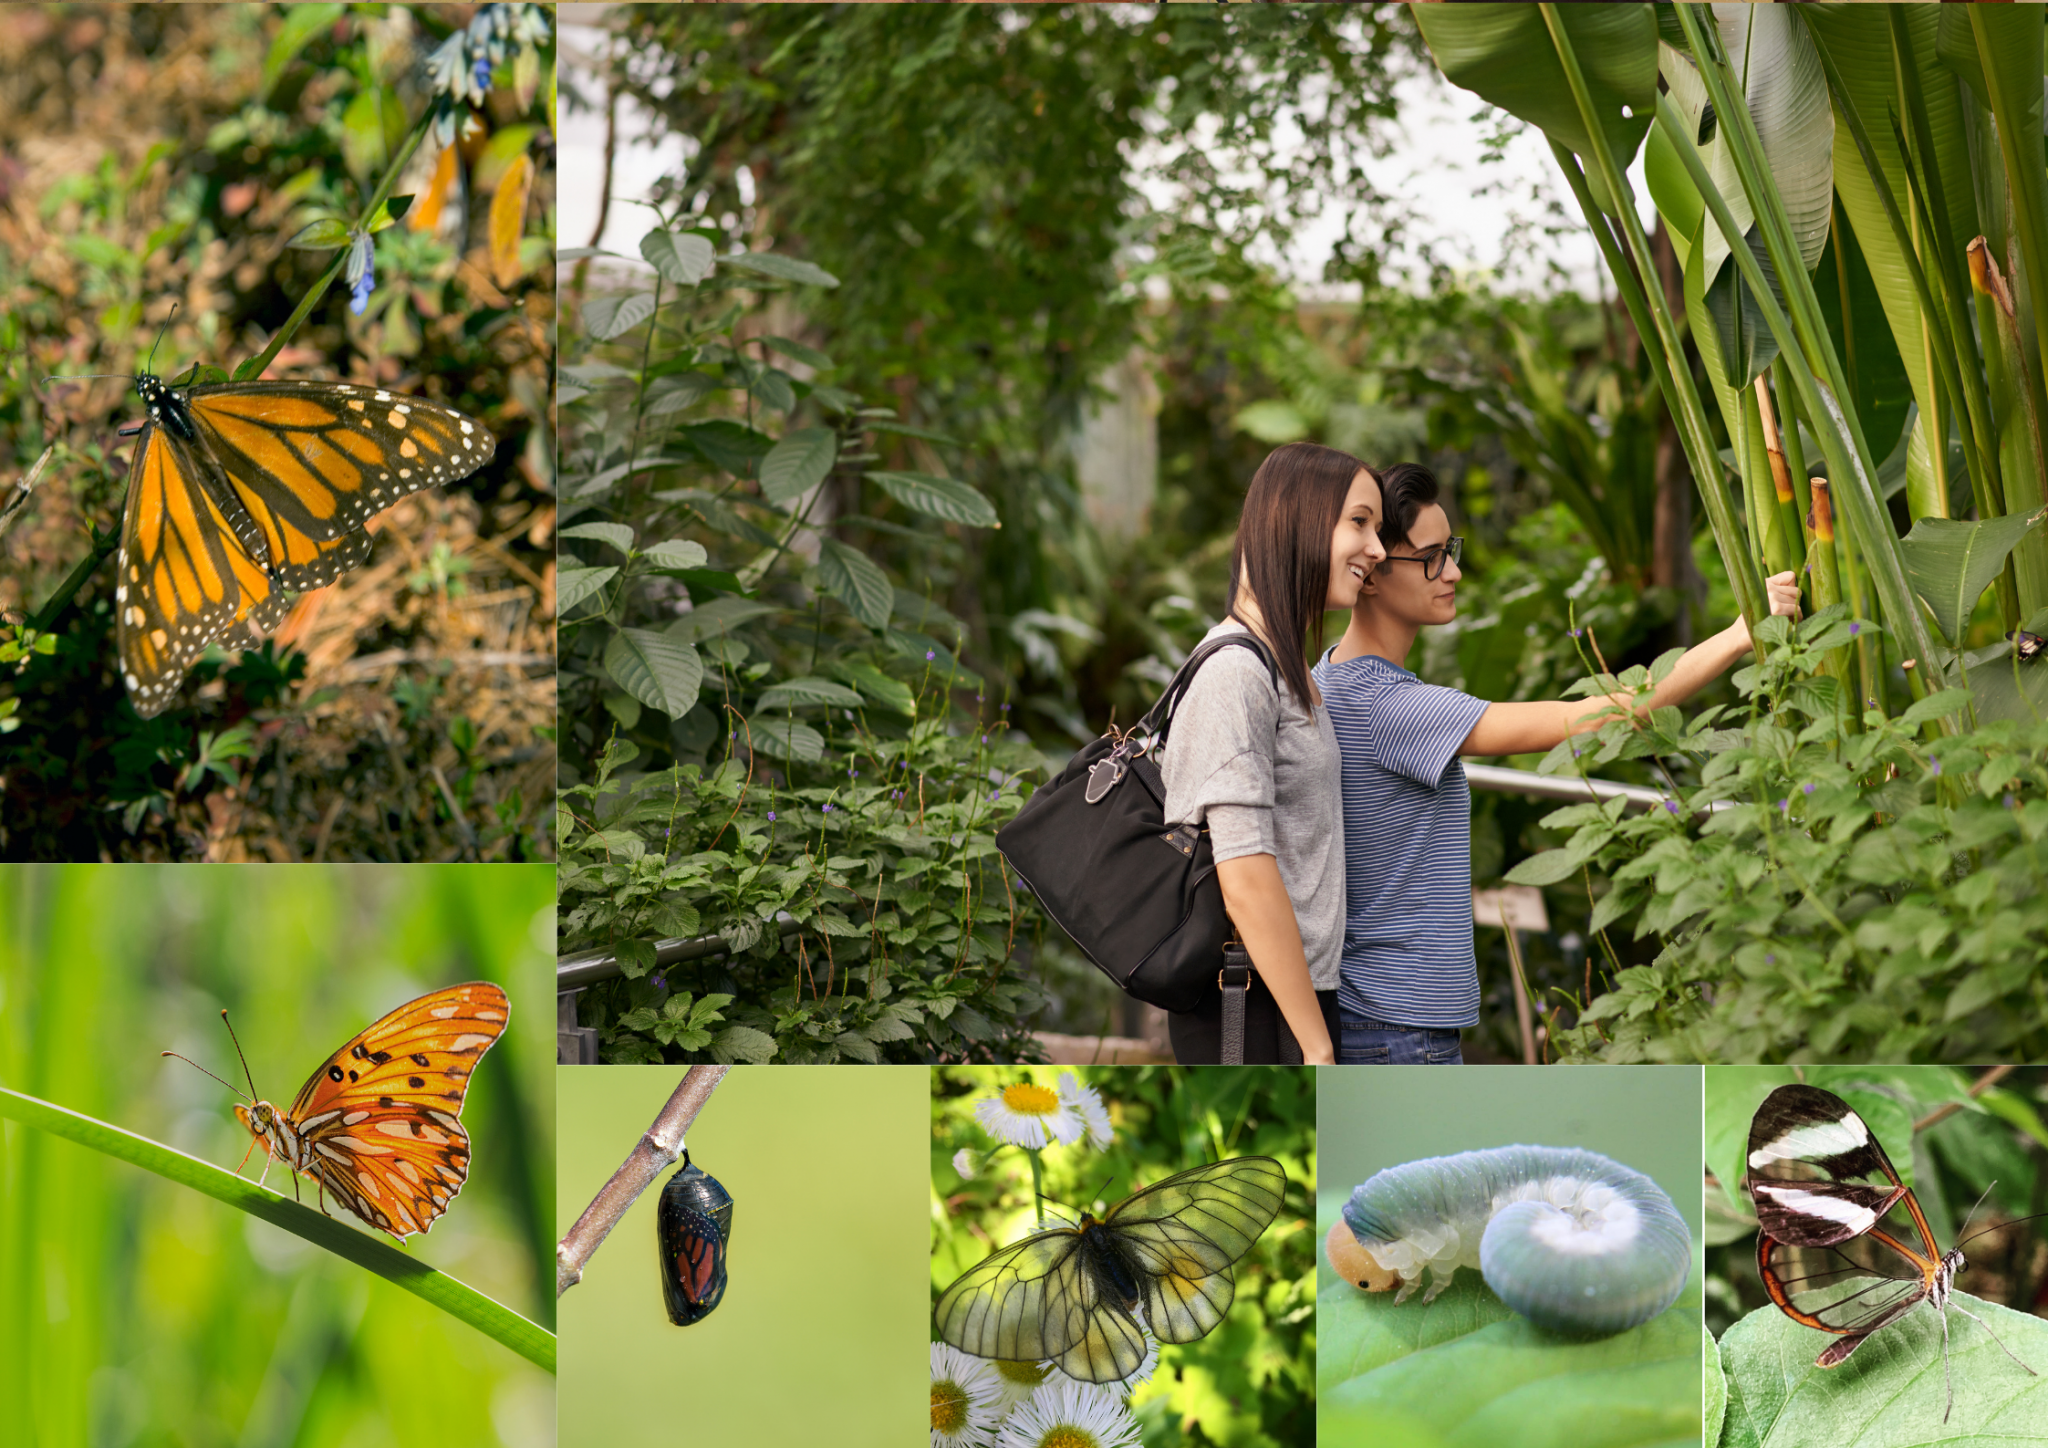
left=0, top=1086, right=556, bottom=1374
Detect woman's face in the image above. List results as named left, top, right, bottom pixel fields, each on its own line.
left=1365, top=502, right=1461, bottom=625
left=1327, top=469, right=1388, bottom=610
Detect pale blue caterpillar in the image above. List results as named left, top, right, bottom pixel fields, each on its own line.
left=1326, top=1145, right=1690, bottom=1336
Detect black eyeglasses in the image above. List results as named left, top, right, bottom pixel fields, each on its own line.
left=1382, top=536, right=1463, bottom=581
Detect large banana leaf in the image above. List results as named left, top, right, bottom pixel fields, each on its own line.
left=1701, top=5, right=1834, bottom=289
left=1413, top=3, right=1657, bottom=212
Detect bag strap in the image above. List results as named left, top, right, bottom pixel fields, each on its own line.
left=1138, top=628, right=1279, bottom=749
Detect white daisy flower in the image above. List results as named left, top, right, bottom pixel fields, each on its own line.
left=974, top=1079, right=1082, bottom=1148
left=996, top=1380, right=1142, bottom=1448
left=1057, top=1071, right=1114, bottom=1149
left=986, top=1357, right=1050, bottom=1415
left=931, top=1343, right=1003, bottom=1448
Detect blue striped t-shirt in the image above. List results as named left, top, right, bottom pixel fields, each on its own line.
left=1311, top=649, right=1489, bottom=1028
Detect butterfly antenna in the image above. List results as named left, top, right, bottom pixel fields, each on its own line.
left=218, top=1008, right=262, bottom=1101
left=160, top=1050, right=253, bottom=1105
left=145, top=304, right=177, bottom=375
left=1958, top=1206, right=2048, bottom=1250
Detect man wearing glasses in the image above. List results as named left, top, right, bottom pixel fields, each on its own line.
left=1310, top=463, right=1801, bottom=1065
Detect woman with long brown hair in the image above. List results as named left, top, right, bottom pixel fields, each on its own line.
left=1157, top=441, right=1386, bottom=1064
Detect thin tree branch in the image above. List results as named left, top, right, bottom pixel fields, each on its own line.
left=556, top=1064, right=729, bottom=1297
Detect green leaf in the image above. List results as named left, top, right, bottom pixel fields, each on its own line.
left=756, top=677, right=866, bottom=711
left=640, top=229, right=715, bottom=287
left=604, top=629, right=704, bottom=718
left=866, top=471, right=1000, bottom=529
left=671, top=596, right=779, bottom=644
left=560, top=522, right=636, bottom=557
left=0, top=1087, right=554, bottom=1373
left=830, top=660, right=917, bottom=716
left=1503, top=850, right=1582, bottom=888
left=1900, top=512, right=2045, bottom=647
left=679, top=420, right=777, bottom=477
left=718, top=252, right=841, bottom=288
left=759, top=428, right=838, bottom=505
left=864, top=419, right=960, bottom=446
left=756, top=334, right=834, bottom=371
left=261, top=2, right=346, bottom=98
left=1415, top=3, right=1658, bottom=213
left=710, top=1025, right=778, bottom=1064
left=285, top=218, right=352, bottom=251
left=557, top=565, right=618, bottom=616
left=1897, top=687, right=1972, bottom=729
left=747, top=718, right=825, bottom=761
left=641, top=540, right=709, bottom=571
left=817, top=539, right=895, bottom=629
left=582, top=292, right=657, bottom=342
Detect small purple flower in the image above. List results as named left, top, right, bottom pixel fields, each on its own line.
left=981, top=735, right=988, bottom=744
left=2005, top=793, right=2016, bottom=809
left=1803, top=783, right=1815, bottom=795
left=348, top=241, right=375, bottom=316
left=1569, top=628, right=1583, bottom=639
left=1000, top=702, right=1011, bottom=712
left=1848, top=622, right=1862, bottom=636
left=925, top=650, right=936, bottom=661
left=653, top=975, right=666, bottom=990
left=976, top=694, right=985, bottom=703
left=1663, top=800, right=1679, bottom=815
left=1778, top=798, right=1790, bottom=811
left=1766, top=953, right=1776, bottom=966
left=1930, top=759, right=1942, bottom=776
left=766, top=811, right=776, bottom=821
left=823, top=803, right=833, bottom=813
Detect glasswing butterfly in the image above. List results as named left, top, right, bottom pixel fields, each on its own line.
left=933, top=1155, right=1286, bottom=1384
left=1746, top=1083, right=2040, bottom=1421
left=657, top=1151, right=734, bottom=1326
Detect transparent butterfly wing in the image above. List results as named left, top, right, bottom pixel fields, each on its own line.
left=934, top=1156, right=1287, bottom=1382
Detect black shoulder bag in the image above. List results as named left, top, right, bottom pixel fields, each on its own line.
left=995, top=632, right=1279, bottom=1025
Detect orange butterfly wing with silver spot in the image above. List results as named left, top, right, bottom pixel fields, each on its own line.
left=112, top=373, right=495, bottom=717
left=268, top=981, right=509, bottom=1241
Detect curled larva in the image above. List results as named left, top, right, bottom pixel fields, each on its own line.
left=1328, top=1145, right=1690, bottom=1336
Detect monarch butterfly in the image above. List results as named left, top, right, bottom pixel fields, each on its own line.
left=933, top=1156, right=1286, bottom=1384
left=95, top=365, right=495, bottom=716
left=164, top=981, right=509, bottom=1241
left=1747, top=1083, right=2039, bottom=1422
left=657, top=1150, right=735, bottom=1326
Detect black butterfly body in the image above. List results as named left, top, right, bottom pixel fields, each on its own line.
left=1746, top=1083, right=2036, bottom=1420
left=657, top=1152, right=734, bottom=1326
left=933, top=1156, right=1286, bottom=1384
left=107, top=369, right=495, bottom=716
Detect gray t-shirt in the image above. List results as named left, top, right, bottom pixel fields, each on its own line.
left=1157, top=621, right=1346, bottom=990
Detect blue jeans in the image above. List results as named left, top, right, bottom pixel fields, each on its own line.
left=1338, top=1016, right=1464, bottom=1065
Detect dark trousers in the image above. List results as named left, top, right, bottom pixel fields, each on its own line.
left=1168, top=981, right=1340, bottom=1065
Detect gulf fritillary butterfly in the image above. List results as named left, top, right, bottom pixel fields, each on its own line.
left=168, top=981, right=509, bottom=1241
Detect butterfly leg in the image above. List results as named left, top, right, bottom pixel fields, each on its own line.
left=1940, top=1303, right=1953, bottom=1423
left=1949, top=1301, right=2038, bottom=1376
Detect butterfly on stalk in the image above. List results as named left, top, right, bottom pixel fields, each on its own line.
left=50, top=338, right=496, bottom=717
left=657, top=1150, right=734, bottom=1326
left=1746, top=1083, right=2041, bottom=1422
left=164, top=981, right=509, bottom=1241
left=933, top=1156, right=1286, bottom=1384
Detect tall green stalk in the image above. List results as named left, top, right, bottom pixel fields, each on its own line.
left=1667, top=6, right=1946, bottom=695
left=1538, top=13, right=1765, bottom=627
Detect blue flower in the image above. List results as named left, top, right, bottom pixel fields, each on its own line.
left=653, top=975, right=666, bottom=990
left=346, top=232, right=375, bottom=316
left=472, top=53, right=493, bottom=94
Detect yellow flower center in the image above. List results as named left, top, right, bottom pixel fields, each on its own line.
left=1002, top=1082, right=1061, bottom=1117
left=996, top=1359, right=1049, bottom=1388
left=1036, top=1428, right=1099, bottom=1448
left=931, top=1381, right=969, bottom=1435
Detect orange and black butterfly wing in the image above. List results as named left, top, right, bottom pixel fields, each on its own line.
left=284, top=981, right=509, bottom=1240
left=114, top=420, right=282, bottom=717
left=657, top=1157, right=735, bottom=1326
left=184, top=380, right=495, bottom=559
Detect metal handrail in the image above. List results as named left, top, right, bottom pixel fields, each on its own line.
left=1465, top=762, right=1733, bottom=813
left=558, top=912, right=803, bottom=989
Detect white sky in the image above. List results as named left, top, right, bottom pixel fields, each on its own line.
left=557, top=15, right=1654, bottom=300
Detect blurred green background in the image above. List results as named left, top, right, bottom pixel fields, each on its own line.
left=557, top=1065, right=925, bottom=1448
left=0, top=863, right=556, bottom=1446
left=932, top=1065, right=1319, bottom=1447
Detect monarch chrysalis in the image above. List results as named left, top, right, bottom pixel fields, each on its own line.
left=657, top=1150, right=734, bottom=1326
left=1327, top=1145, right=1691, bottom=1335
left=934, top=1156, right=1287, bottom=1384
